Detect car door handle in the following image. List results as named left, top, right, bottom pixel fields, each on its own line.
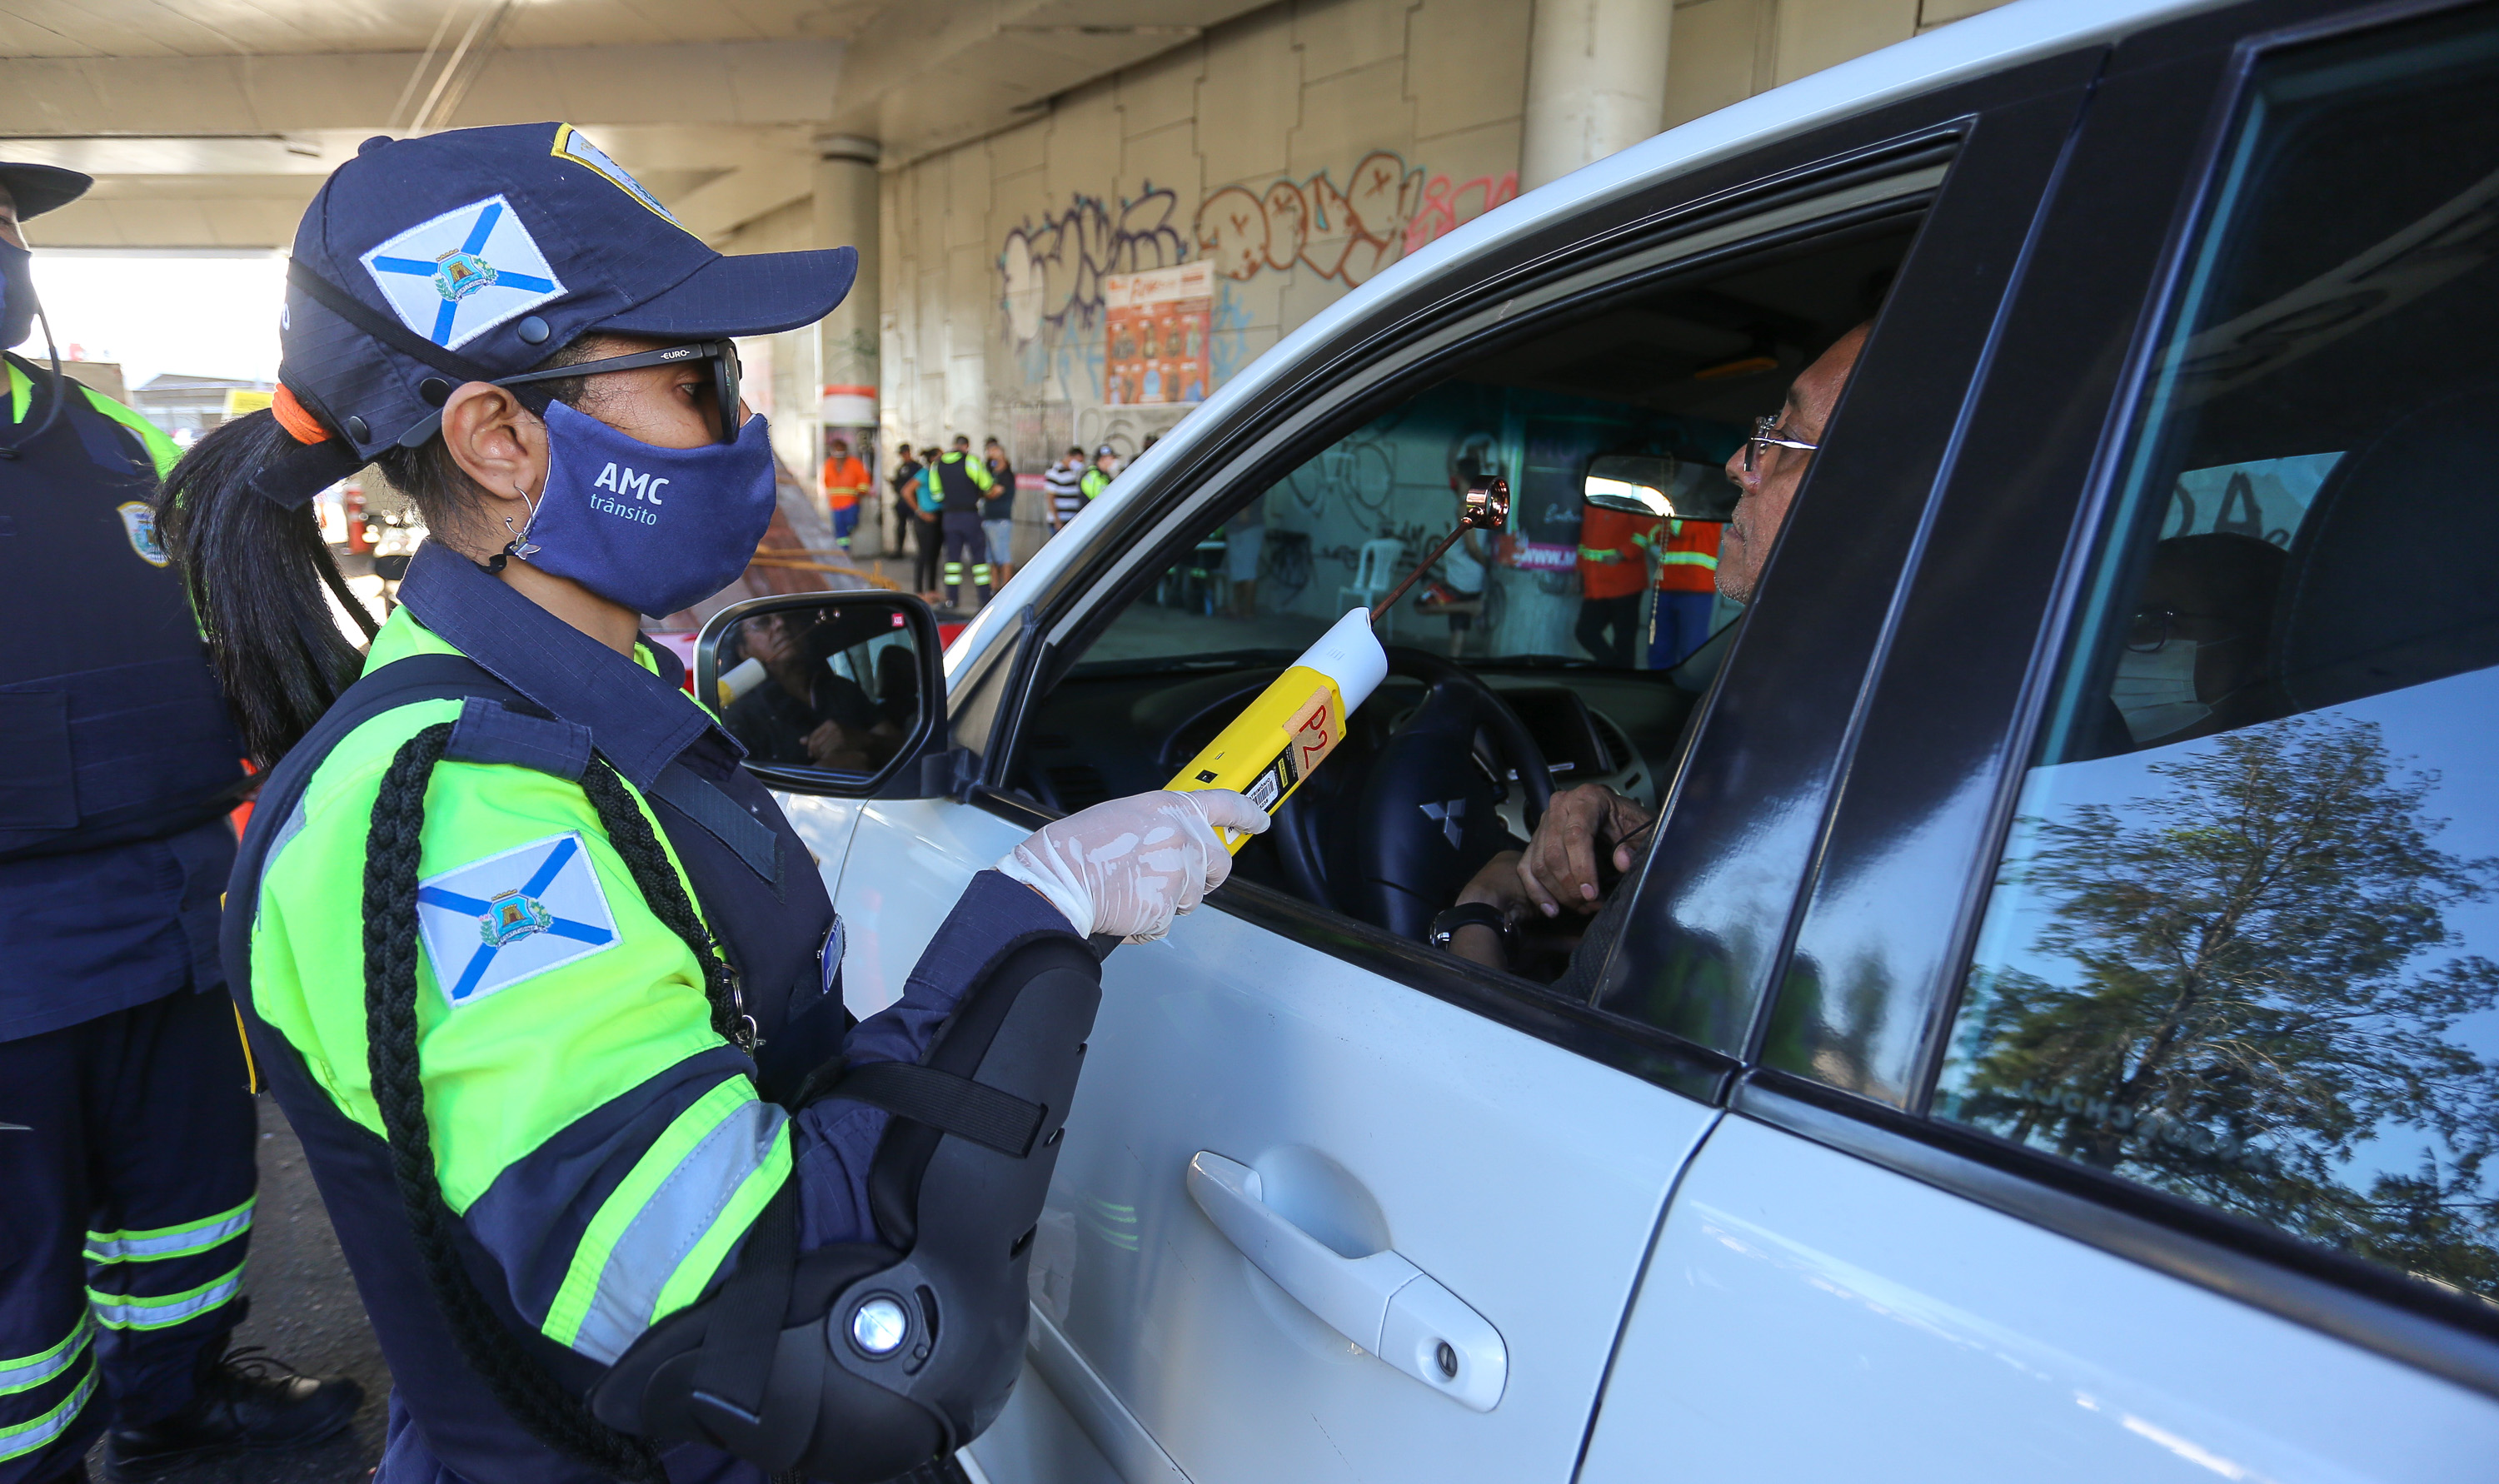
left=1186, top=1150, right=1507, bottom=1411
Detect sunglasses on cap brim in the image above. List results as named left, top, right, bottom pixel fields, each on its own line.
left=393, top=339, right=744, bottom=448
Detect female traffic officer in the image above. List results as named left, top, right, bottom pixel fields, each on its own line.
left=157, top=124, right=1262, bottom=1484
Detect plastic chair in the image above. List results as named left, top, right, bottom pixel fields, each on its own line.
left=1337, top=537, right=1408, bottom=629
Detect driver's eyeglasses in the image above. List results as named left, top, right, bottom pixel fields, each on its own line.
left=1742, top=414, right=1819, bottom=473
left=495, top=340, right=744, bottom=444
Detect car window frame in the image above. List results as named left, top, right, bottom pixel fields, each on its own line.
left=1733, top=0, right=2499, bottom=1397
left=955, top=54, right=2105, bottom=1104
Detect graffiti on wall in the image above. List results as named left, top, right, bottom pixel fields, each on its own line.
left=1208, top=279, right=1256, bottom=386
left=994, top=157, right=1521, bottom=403
left=1403, top=170, right=1520, bottom=254
left=1000, top=185, right=1189, bottom=348
left=1195, top=152, right=1422, bottom=287
left=1195, top=154, right=1521, bottom=288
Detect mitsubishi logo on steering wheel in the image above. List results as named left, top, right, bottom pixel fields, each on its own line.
left=1419, top=799, right=1466, bottom=849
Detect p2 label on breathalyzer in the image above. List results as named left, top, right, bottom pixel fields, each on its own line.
left=1239, top=689, right=1343, bottom=812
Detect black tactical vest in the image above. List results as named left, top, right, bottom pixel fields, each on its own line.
left=0, top=356, right=247, bottom=859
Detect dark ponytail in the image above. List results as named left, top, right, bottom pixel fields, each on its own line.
left=156, top=409, right=380, bottom=766
left=157, top=342, right=597, bottom=766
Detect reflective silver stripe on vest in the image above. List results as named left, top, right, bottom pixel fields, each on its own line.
left=0, top=1316, right=91, bottom=1397
left=85, top=1196, right=255, bottom=1264
left=571, top=1098, right=789, bottom=1364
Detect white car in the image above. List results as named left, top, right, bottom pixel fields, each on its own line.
left=716, top=0, right=2499, bottom=1477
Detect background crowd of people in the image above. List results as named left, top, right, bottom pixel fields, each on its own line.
left=848, top=436, right=1125, bottom=610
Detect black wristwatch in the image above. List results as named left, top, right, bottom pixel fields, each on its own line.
left=1429, top=902, right=1513, bottom=953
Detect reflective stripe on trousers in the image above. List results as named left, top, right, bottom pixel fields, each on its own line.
left=85, top=1195, right=255, bottom=1264
left=87, top=1261, right=246, bottom=1332
left=0, top=1366, right=96, bottom=1464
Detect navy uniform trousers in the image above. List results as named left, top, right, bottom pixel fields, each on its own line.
left=940, top=510, right=989, bottom=608
left=0, top=824, right=256, bottom=1484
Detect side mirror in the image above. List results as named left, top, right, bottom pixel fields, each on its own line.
left=696, top=590, right=947, bottom=798
left=1583, top=453, right=1734, bottom=520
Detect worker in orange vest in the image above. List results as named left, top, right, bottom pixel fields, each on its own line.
left=821, top=433, right=870, bottom=550
left=1574, top=502, right=1653, bottom=666
left=1637, top=516, right=1722, bottom=669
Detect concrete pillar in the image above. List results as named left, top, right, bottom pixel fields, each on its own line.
left=1519, top=0, right=1673, bottom=191
left=814, top=134, right=882, bottom=553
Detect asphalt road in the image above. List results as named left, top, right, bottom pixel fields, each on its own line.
left=89, top=1096, right=393, bottom=1482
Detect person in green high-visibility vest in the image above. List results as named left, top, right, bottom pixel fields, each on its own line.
left=927, top=434, right=996, bottom=610
left=1080, top=443, right=1116, bottom=502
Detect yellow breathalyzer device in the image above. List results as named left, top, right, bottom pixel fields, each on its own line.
left=1164, top=475, right=1510, bottom=850
left=1163, top=606, right=1389, bottom=850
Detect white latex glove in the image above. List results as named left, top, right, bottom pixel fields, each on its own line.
left=996, top=789, right=1269, bottom=943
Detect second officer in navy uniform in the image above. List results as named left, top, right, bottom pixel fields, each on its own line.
left=0, top=162, right=360, bottom=1484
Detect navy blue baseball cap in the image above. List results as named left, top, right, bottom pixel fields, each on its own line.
left=264, top=123, right=855, bottom=500
left=0, top=162, right=92, bottom=220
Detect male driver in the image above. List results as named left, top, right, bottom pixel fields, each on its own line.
left=1435, top=323, right=1868, bottom=968
left=821, top=435, right=869, bottom=551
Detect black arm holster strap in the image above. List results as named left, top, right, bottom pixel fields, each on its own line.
left=826, top=1061, right=1045, bottom=1158
left=647, top=760, right=784, bottom=891
left=688, top=1185, right=800, bottom=1432
left=591, top=933, right=1104, bottom=1484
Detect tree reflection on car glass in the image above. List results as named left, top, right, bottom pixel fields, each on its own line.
left=1933, top=6, right=2499, bottom=1302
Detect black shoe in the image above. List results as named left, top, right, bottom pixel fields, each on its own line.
left=101, top=1347, right=361, bottom=1482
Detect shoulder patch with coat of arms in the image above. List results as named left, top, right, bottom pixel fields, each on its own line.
left=116, top=501, right=168, bottom=566
left=414, top=831, right=619, bottom=1006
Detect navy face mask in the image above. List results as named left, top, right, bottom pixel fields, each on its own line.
left=0, top=240, right=37, bottom=351
left=519, top=398, right=778, bottom=618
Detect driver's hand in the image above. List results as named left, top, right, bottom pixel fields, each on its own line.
left=802, top=720, right=855, bottom=767
left=1516, top=784, right=1653, bottom=919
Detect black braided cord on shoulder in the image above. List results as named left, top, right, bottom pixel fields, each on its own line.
left=576, top=760, right=745, bottom=1043
left=363, top=728, right=749, bottom=1481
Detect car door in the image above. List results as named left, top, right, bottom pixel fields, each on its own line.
left=1579, top=1, right=2499, bottom=1478
left=806, top=49, right=2097, bottom=1484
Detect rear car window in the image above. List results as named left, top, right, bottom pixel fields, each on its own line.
left=1933, top=5, right=2499, bottom=1302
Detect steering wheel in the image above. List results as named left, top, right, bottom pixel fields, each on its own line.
left=1271, top=647, right=1552, bottom=940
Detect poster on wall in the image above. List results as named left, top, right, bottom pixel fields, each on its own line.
left=1103, top=261, right=1212, bottom=406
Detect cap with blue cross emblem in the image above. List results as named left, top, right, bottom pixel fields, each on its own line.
left=273, top=122, right=858, bottom=473
left=413, top=832, right=621, bottom=1006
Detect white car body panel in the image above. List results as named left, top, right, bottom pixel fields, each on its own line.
left=783, top=2, right=2499, bottom=1480
left=823, top=795, right=1718, bottom=1482
left=1580, top=1118, right=2499, bottom=1483
left=1016, top=901, right=1716, bottom=1483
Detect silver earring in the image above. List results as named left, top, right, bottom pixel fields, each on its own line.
left=503, top=481, right=542, bottom=560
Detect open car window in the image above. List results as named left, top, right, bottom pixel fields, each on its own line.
left=1015, top=217, right=1919, bottom=978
